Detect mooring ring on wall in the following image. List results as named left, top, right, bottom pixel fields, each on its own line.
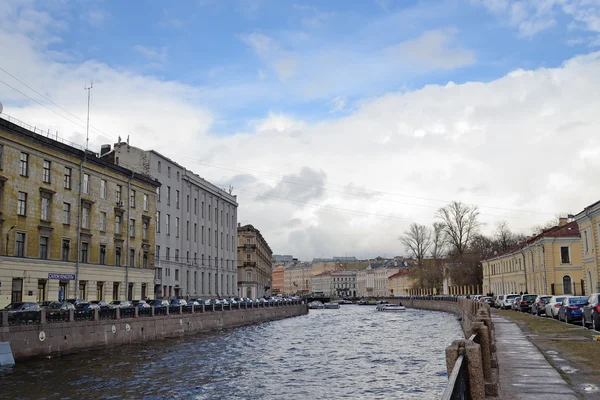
left=111, top=325, right=117, bottom=334
left=39, top=331, right=46, bottom=341
left=125, top=323, right=131, bottom=332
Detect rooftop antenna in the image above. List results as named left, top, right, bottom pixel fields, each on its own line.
left=84, top=81, right=93, bottom=151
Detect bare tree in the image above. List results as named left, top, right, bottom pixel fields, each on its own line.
left=400, top=223, right=432, bottom=267
left=430, top=222, right=447, bottom=260
left=436, top=201, right=481, bottom=257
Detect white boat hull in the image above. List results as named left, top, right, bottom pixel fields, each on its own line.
left=376, top=305, right=406, bottom=312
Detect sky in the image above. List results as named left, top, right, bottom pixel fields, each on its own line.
left=1, top=0, right=600, bottom=261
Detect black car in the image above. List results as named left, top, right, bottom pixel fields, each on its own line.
left=518, top=294, right=537, bottom=312
left=531, top=295, right=551, bottom=316
left=90, top=300, right=111, bottom=309
left=66, top=298, right=87, bottom=306
left=4, top=302, right=41, bottom=312
left=148, top=299, right=169, bottom=307
left=582, top=293, right=600, bottom=331
left=75, top=303, right=100, bottom=311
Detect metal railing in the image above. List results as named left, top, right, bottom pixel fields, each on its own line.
left=0, top=300, right=304, bottom=327
left=442, top=353, right=470, bottom=400
left=1, top=113, right=85, bottom=150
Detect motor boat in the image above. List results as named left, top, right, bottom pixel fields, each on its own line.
left=376, top=303, right=406, bottom=312
left=323, top=302, right=340, bottom=309
left=308, top=301, right=324, bottom=309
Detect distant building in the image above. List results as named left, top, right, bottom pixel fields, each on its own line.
left=574, top=201, right=600, bottom=294
left=284, top=263, right=311, bottom=295
left=273, top=254, right=295, bottom=264
left=237, top=224, right=273, bottom=298
left=356, top=260, right=406, bottom=297
left=331, top=270, right=357, bottom=298
left=388, top=270, right=416, bottom=297
left=271, top=265, right=285, bottom=295
left=311, top=271, right=332, bottom=296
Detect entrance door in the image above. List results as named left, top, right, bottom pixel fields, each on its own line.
left=246, top=287, right=252, bottom=298
left=59, top=281, right=68, bottom=302
left=128, top=283, right=134, bottom=301
left=38, top=279, right=47, bottom=302
left=97, top=282, right=104, bottom=301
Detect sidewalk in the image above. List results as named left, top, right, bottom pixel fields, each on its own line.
left=492, top=315, right=579, bottom=400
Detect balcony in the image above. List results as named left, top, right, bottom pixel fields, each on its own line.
left=243, top=261, right=257, bottom=267
left=244, top=244, right=257, bottom=250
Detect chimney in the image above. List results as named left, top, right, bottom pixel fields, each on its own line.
left=100, top=144, right=111, bottom=156
left=238, top=222, right=241, bottom=228
left=559, top=217, right=568, bottom=227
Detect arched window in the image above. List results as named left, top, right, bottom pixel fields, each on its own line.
left=562, top=275, right=572, bottom=295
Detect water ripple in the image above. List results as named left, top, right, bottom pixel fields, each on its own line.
left=0, top=306, right=462, bottom=399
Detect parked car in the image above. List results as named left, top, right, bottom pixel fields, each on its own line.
left=132, top=300, right=151, bottom=309
left=75, top=302, right=100, bottom=311
left=169, top=299, right=187, bottom=307
left=582, top=293, right=600, bottom=331
left=148, top=299, right=169, bottom=307
left=109, top=300, right=132, bottom=308
left=4, top=302, right=41, bottom=312
left=531, top=295, right=552, bottom=316
left=186, top=300, right=202, bottom=306
left=498, top=294, right=519, bottom=309
left=38, top=301, right=55, bottom=308
left=90, top=300, right=111, bottom=309
left=45, top=301, right=75, bottom=311
left=518, top=294, right=537, bottom=313
left=558, top=296, right=588, bottom=323
left=511, top=296, right=522, bottom=311
left=545, top=296, right=567, bottom=318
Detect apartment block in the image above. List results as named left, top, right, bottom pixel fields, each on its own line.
left=237, top=224, right=273, bottom=298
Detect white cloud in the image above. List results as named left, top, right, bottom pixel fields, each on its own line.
left=389, top=28, right=476, bottom=70
left=134, top=45, right=168, bottom=66
left=83, top=9, right=109, bottom=28
left=239, top=32, right=278, bottom=57
left=3, top=1, right=600, bottom=260
left=329, top=96, right=346, bottom=113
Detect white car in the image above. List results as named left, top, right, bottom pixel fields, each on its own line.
left=545, top=295, right=568, bottom=318
left=498, top=294, right=519, bottom=309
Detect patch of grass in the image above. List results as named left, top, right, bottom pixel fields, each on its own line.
left=553, top=341, right=600, bottom=371
left=496, top=309, right=569, bottom=334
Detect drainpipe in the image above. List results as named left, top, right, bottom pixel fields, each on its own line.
left=125, top=172, right=132, bottom=300
left=75, top=156, right=85, bottom=299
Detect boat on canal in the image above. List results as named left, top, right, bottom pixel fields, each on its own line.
left=375, top=304, right=406, bottom=312
left=308, top=301, right=324, bottom=309
left=323, top=302, right=340, bottom=309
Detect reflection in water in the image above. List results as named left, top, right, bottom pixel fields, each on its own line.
left=1, top=306, right=462, bottom=399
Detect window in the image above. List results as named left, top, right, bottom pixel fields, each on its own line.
left=41, top=197, right=51, bottom=221
left=129, top=219, right=135, bottom=237
left=129, top=248, right=135, bottom=267
left=175, top=269, right=179, bottom=281
left=143, top=251, right=148, bottom=268
left=194, top=198, right=198, bottom=215
left=167, top=186, right=171, bottom=205
left=100, top=179, right=107, bottom=199
left=64, top=167, right=72, bottom=189
left=43, top=160, right=51, bottom=183
left=221, top=210, right=223, bottom=226
left=20, top=152, right=29, bottom=176
left=166, top=214, right=170, bottom=234
left=143, top=194, right=149, bottom=211
left=17, top=192, right=27, bottom=216
left=584, top=230, right=589, bottom=253
left=247, top=271, right=251, bottom=281
left=100, top=212, right=107, bottom=232
left=208, top=228, right=211, bottom=245
left=166, top=247, right=170, bottom=260
left=175, top=217, right=179, bottom=237
left=62, top=239, right=70, bottom=261
left=100, top=245, right=106, bottom=265
left=186, top=221, right=190, bottom=240
left=202, top=201, right=205, bottom=218
left=12, top=278, right=23, bottom=303
left=215, top=230, right=218, bottom=248
left=560, top=246, right=571, bottom=264
left=143, top=220, right=149, bottom=240
left=194, top=252, right=197, bottom=265
left=186, top=195, right=190, bottom=212
left=194, top=271, right=197, bottom=291
left=115, top=247, right=122, bottom=266
left=155, top=245, right=160, bottom=261
left=83, top=173, right=90, bottom=194
left=116, top=185, right=122, bottom=204
left=156, top=186, right=161, bottom=202
left=157, top=161, right=161, bottom=172
left=168, top=166, right=171, bottom=178
left=176, top=190, right=180, bottom=209
left=63, top=202, right=71, bottom=224
left=175, top=249, right=179, bottom=262
left=82, top=205, right=90, bottom=229
left=113, top=282, right=120, bottom=301
left=116, top=215, right=122, bottom=235
left=209, top=205, right=211, bottom=221
left=226, top=212, right=229, bottom=228
left=156, top=211, right=160, bottom=233
left=563, top=275, right=573, bottom=295
left=246, top=253, right=251, bottom=261
left=81, top=242, right=89, bottom=263
left=0, top=144, right=3, bottom=169
left=39, top=236, right=48, bottom=259
left=221, top=232, right=223, bottom=249
left=202, top=226, right=205, bottom=244
left=130, top=190, right=136, bottom=208
left=177, top=171, right=180, bottom=181
left=194, top=223, right=197, bottom=242
left=187, top=251, right=190, bottom=263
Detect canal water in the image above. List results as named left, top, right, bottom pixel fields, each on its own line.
left=0, top=305, right=463, bottom=399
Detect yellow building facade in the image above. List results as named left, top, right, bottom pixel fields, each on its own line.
left=0, top=117, right=159, bottom=307
left=482, top=220, right=584, bottom=296
left=388, top=270, right=416, bottom=296
left=574, top=201, right=600, bottom=294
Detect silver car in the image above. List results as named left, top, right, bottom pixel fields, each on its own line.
left=545, top=295, right=567, bottom=318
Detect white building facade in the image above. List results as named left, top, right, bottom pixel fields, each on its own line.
left=331, top=270, right=357, bottom=298
left=108, top=143, right=238, bottom=299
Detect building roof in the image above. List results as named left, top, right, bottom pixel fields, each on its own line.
left=238, top=224, right=273, bottom=255
left=312, top=271, right=332, bottom=277
left=388, top=270, right=415, bottom=279
left=482, top=220, right=580, bottom=262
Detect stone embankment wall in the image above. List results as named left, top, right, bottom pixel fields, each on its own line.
left=0, top=304, right=307, bottom=361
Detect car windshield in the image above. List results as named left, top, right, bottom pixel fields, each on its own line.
left=555, top=297, right=566, bottom=303
left=47, top=302, right=63, bottom=309
left=523, top=295, right=536, bottom=301
left=4, top=303, right=24, bottom=310
left=507, top=295, right=519, bottom=299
